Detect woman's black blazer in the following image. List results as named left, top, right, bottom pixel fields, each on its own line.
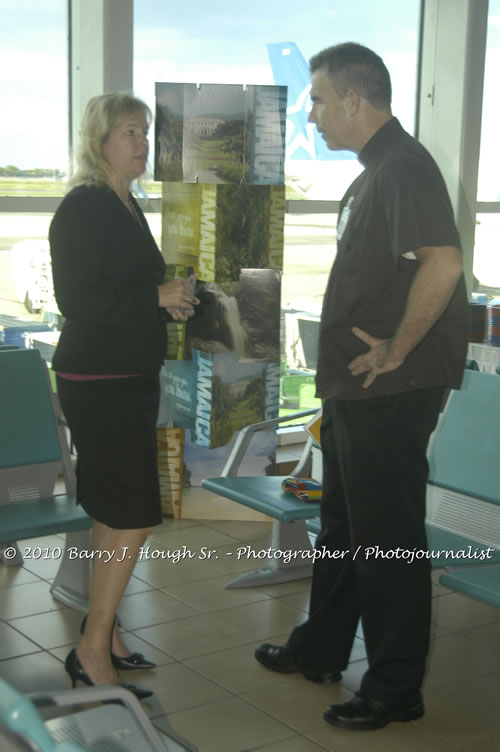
left=49, top=185, right=168, bottom=375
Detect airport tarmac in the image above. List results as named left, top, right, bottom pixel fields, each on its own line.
left=1, top=210, right=500, bottom=327
left=0, top=211, right=338, bottom=321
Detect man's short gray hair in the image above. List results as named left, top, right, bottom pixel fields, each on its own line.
left=309, top=42, right=392, bottom=111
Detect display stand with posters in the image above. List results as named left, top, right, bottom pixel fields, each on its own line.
left=155, top=82, right=287, bottom=518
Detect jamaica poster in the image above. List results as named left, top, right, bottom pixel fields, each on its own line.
left=155, top=83, right=287, bottom=185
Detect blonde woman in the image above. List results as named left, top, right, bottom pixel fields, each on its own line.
left=50, top=93, right=198, bottom=698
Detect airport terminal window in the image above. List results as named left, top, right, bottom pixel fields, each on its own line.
left=475, top=0, right=500, bottom=296
left=4, top=3, right=499, bottom=387
left=134, top=0, right=421, bottom=401
left=0, top=1, right=67, bottom=337
left=477, top=0, right=500, bottom=203
left=474, top=213, right=500, bottom=296
left=280, top=211, right=336, bottom=408
left=0, top=213, right=59, bottom=353
left=134, top=0, right=421, bottom=202
left=0, top=1, right=68, bottom=198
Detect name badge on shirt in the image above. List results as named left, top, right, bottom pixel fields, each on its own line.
left=336, top=196, right=355, bottom=243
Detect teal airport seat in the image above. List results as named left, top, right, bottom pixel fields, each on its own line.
left=425, top=369, right=500, bottom=566
left=0, top=678, right=196, bottom=752
left=310, top=371, right=500, bottom=577
left=202, top=409, right=320, bottom=588
left=0, top=677, right=83, bottom=752
left=428, top=370, right=500, bottom=505
left=204, top=370, right=500, bottom=605
left=439, top=564, right=500, bottom=609
left=423, top=369, right=500, bottom=606
left=203, top=476, right=320, bottom=524
left=0, top=348, right=92, bottom=611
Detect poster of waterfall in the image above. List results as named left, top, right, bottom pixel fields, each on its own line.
left=186, top=269, right=281, bottom=361
left=160, top=268, right=281, bottom=449
left=155, top=82, right=287, bottom=185
left=161, top=182, right=285, bottom=283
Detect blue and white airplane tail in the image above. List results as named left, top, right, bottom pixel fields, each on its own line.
left=266, top=41, right=353, bottom=162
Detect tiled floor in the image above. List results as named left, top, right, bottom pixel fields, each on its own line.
left=1, top=509, right=500, bottom=752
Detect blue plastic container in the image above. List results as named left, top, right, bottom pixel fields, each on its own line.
left=1, top=324, right=52, bottom=349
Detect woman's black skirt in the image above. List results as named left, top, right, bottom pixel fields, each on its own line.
left=56, top=374, right=162, bottom=529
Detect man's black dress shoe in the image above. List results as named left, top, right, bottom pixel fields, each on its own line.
left=64, top=648, right=153, bottom=700
left=323, top=694, right=424, bottom=730
left=254, top=643, right=341, bottom=683
left=80, top=614, right=156, bottom=671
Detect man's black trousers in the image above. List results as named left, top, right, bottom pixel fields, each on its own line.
left=288, top=386, right=445, bottom=704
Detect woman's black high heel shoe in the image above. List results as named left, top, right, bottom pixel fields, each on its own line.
left=80, top=614, right=156, bottom=671
left=65, top=648, right=153, bottom=700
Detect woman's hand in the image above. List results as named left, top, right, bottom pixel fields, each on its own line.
left=157, top=279, right=199, bottom=319
left=165, top=305, right=192, bottom=322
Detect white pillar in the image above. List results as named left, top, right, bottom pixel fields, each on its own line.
left=418, top=0, right=489, bottom=296
left=69, top=0, right=133, bottom=160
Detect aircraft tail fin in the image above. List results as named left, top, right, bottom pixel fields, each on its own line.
left=266, top=41, right=353, bottom=162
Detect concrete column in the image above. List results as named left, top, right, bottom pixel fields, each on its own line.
left=69, top=0, right=133, bottom=160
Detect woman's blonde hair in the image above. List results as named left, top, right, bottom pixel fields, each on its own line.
left=69, top=92, right=152, bottom=189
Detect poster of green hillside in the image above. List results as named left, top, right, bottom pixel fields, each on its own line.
left=162, top=183, right=285, bottom=282
left=163, top=349, right=280, bottom=449
left=155, top=83, right=286, bottom=185
left=196, top=351, right=279, bottom=448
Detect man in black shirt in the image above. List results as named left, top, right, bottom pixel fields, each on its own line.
left=255, top=43, right=469, bottom=730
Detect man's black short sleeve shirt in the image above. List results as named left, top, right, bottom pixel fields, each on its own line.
left=316, top=118, right=469, bottom=400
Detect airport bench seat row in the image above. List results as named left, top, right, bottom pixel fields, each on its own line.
left=0, top=348, right=91, bottom=611
left=202, top=409, right=320, bottom=588
left=424, top=368, right=500, bottom=607
left=0, top=349, right=197, bottom=751
left=0, top=677, right=196, bottom=751
left=202, top=369, right=500, bottom=606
